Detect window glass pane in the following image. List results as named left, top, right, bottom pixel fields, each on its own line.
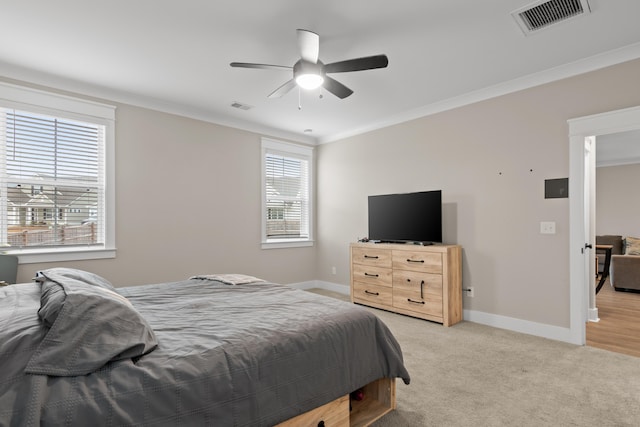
left=264, top=152, right=309, bottom=240
left=1, top=109, right=104, bottom=249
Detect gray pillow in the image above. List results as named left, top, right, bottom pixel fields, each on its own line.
left=36, top=267, right=116, bottom=290
left=26, top=270, right=158, bottom=376
left=35, top=268, right=115, bottom=327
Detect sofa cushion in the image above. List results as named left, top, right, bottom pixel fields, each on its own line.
left=610, top=254, right=640, bottom=291
left=596, top=235, right=624, bottom=255
left=625, top=236, right=640, bottom=256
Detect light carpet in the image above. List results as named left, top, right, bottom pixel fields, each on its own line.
left=307, top=288, right=640, bottom=427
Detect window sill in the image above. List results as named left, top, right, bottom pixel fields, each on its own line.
left=5, top=247, right=116, bottom=264
left=261, top=240, right=314, bottom=250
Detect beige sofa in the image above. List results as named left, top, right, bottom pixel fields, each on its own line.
left=597, top=235, right=640, bottom=292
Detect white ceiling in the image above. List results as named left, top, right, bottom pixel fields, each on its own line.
left=2, top=1, right=640, bottom=144
left=596, top=130, right=640, bottom=167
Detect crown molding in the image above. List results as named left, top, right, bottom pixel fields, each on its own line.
left=318, top=41, right=640, bottom=144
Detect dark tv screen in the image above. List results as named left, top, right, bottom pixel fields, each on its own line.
left=368, top=190, right=442, bottom=244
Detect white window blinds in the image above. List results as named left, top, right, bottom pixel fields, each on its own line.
left=0, top=109, right=105, bottom=249
left=262, top=138, right=313, bottom=246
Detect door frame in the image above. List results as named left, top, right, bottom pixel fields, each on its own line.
left=568, top=105, right=640, bottom=345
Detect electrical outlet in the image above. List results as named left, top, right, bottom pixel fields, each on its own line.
left=465, top=287, right=474, bottom=298
left=331, top=266, right=337, bottom=275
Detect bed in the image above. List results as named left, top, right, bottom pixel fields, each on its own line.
left=0, top=268, right=410, bottom=426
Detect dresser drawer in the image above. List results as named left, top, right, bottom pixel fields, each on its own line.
left=392, top=271, right=443, bottom=317
left=393, top=270, right=443, bottom=297
left=353, top=282, right=393, bottom=306
left=392, top=250, right=442, bottom=274
left=352, top=246, right=392, bottom=268
left=352, top=264, right=392, bottom=287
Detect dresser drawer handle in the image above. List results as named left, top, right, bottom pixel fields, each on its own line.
left=365, top=290, right=380, bottom=296
left=407, top=298, right=425, bottom=304
left=407, top=259, right=424, bottom=263
left=364, top=255, right=379, bottom=259
left=364, top=272, right=379, bottom=277
left=406, top=278, right=426, bottom=299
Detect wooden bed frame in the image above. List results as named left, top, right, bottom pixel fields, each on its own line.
left=277, top=377, right=396, bottom=427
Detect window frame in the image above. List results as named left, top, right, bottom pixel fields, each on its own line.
left=261, top=138, right=314, bottom=249
left=0, top=82, right=116, bottom=264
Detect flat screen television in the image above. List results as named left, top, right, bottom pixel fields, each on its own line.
left=368, top=190, right=442, bottom=244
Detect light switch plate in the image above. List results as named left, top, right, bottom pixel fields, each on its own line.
left=540, top=221, right=556, bottom=234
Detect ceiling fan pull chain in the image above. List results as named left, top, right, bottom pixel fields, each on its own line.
left=298, top=87, right=302, bottom=110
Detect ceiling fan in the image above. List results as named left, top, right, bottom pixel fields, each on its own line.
left=230, top=29, right=389, bottom=99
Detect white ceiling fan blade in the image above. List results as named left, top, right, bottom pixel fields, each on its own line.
left=323, top=76, right=353, bottom=99
left=230, top=62, right=292, bottom=71
left=268, top=79, right=297, bottom=98
left=297, top=29, right=319, bottom=63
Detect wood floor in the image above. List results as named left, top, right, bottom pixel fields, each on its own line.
left=586, top=279, right=640, bottom=358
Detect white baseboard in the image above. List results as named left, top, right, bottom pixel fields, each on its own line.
left=463, top=309, right=577, bottom=344
left=290, top=280, right=577, bottom=345
left=588, top=307, right=600, bottom=322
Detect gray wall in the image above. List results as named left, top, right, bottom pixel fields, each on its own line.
left=316, top=58, right=640, bottom=328
left=14, top=102, right=318, bottom=286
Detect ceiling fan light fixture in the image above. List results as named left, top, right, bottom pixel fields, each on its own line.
left=295, top=73, right=324, bottom=90
left=293, top=60, right=325, bottom=90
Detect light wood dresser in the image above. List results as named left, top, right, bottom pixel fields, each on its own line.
left=350, top=242, right=462, bottom=326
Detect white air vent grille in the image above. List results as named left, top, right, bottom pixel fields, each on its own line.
left=231, top=101, right=252, bottom=110
left=512, top=0, right=591, bottom=35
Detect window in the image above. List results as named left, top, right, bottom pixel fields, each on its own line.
left=261, top=138, right=313, bottom=248
left=0, top=82, right=115, bottom=263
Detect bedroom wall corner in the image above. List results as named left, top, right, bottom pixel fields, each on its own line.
left=11, top=93, right=318, bottom=286
left=315, top=57, right=640, bottom=341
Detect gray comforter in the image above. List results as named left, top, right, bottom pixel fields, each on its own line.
left=0, top=278, right=410, bottom=426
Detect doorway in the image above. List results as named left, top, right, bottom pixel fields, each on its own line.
left=568, top=105, right=640, bottom=346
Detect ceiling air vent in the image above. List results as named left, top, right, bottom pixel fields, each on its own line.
left=230, top=101, right=252, bottom=111
left=512, top=0, right=591, bottom=35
